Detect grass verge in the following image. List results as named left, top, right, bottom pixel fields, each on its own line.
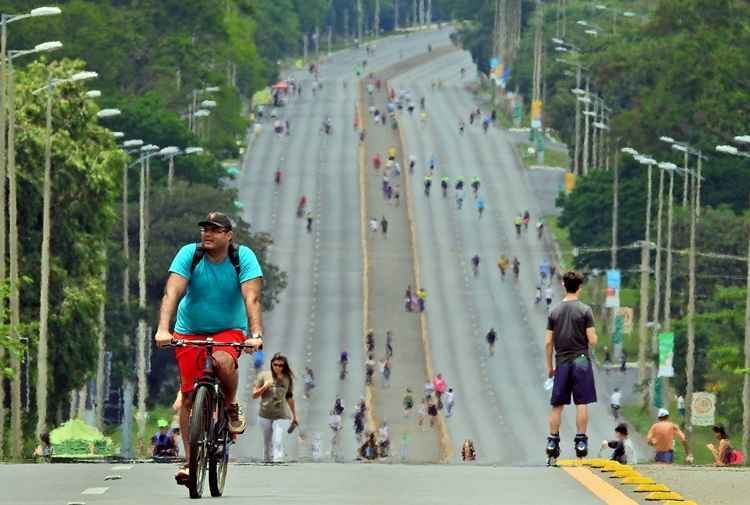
left=517, top=142, right=570, bottom=169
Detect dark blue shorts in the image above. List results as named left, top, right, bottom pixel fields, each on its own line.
left=550, top=355, right=597, bottom=406
left=655, top=451, right=674, bottom=464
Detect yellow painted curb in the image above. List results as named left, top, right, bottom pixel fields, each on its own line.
left=635, top=484, right=672, bottom=493
left=357, top=79, right=377, bottom=435
left=395, top=91, right=453, bottom=464
left=556, top=459, right=584, bottom=467
left=645, top=492, right=684, bottom=501
left=610, top=470, right=641, bottom=479
left=602, top=462, right=631, bottom=473
left=662, top=501, right=697, bottom=505
left=586, top=458, right=609, bottom=468
left=622, top=476, right=656, bottom=485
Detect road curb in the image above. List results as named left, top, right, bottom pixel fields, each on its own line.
left=357, top=80, right=378, bottom=436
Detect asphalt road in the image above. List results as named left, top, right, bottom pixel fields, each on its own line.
left=0, top=462, right=606, bottom=505
left=232, top=28, right=454, bottom=463
left=391, top=50, right=651, bottom=465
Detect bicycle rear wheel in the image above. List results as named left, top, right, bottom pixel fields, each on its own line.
left=188, top=385, right=212, bottom=499
left=209, top=403, right=229, bottom=497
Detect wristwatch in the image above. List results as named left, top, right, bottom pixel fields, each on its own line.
left=252, top=333, right=263, bottom=350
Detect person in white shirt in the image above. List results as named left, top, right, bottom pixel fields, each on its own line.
left=444, top=388, right=455, bottom=417
left=610, top=388, right=622, bottom=419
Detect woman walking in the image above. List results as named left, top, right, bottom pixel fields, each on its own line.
left=252, top=353, right=299, bottom=462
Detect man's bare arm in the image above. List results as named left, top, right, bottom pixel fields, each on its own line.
left=155, top=274, right=188, bottom=346
left=586, top=326, right=598, bottom=347
left=545, top=329, right=554, bottom=376
left=241, top=277, right=264, bottom=336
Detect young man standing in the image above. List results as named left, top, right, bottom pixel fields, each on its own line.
left=545, top=271, right=598, bottom=463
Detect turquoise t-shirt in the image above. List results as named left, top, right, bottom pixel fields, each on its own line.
left=169, top=243, right=263, bottom=335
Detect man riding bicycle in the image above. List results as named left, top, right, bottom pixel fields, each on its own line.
left=155, top=212, right=264, bottom=484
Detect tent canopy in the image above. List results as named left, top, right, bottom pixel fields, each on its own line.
left=271, top=81, right=289, bottom=90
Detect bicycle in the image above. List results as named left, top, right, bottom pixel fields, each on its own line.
left=168, top=338, right=256, bottom=499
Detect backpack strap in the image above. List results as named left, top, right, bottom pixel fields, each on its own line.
left=189, top=242, right=242, bottom=277
left=189, top=243, right=205, bottom=274
left=228, top=242, right=241, bottom=277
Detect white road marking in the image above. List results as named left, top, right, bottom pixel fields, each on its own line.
left=81, top=487, right=109, bottom=495
left=111, top=465, right=133, bottom=471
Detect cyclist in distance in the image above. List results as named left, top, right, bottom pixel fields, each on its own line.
left=471, top=254, right=480, bottom=276
left=155, top=212, right=264, bottom=484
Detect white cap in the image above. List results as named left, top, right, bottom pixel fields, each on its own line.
left=658, top=408, right=670, bottom=418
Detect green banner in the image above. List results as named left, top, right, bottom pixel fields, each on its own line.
left=658, top=332, right=674, bottom=377
left=613, top=315, right=624, bottom=345
left=654, top=377, right=663, bottom=408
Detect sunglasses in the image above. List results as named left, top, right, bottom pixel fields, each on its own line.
left=200, top=227, right=229, bottom=234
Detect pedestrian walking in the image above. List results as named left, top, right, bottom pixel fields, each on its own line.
left=303, top=367, right=315, bottom=399
left=427, top=397, right=438, bottom=427
left=369, top=218, right=378, bottom=233
left=405, top=285, right=412, bottom=312
left=253, top=353, right=299, bottom=463
left=486, top=328, right=497, bottom=356
left=381, top=216, right=389, bottom=237
left=365, top=354, right=376, bottom=386
left=433, top=373, right=446, bottom=410
left=383, top=358, right=391, bottom=388
left=647, top=409, right=693, bottom=464
left=444, top=388, right=455, bottom=417
left=416, top=288, right=427, bottom=312
left=385, top=330, right=393, bottom=358
left=403, top=388, right=414, bottom=417
left=393, top=184, right=401, bottom=206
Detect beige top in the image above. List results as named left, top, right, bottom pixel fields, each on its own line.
left=256, top=370, right=292, bottom=420
left=647, top=421, right=686, bottom=452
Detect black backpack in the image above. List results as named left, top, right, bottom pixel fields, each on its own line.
left=189, top=242, right=241, bottom=276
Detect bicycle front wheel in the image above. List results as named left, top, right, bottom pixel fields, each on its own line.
left=209, top=403, right=229, bottom=497
left=188, top=385, right=213, bottom=499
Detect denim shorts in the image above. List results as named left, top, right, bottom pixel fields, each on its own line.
left=655, top=450, right=674, bottom=463
left=550, top=354, right=597, bottom=406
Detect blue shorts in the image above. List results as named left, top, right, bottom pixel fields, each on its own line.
left=550, top=355, right=597, bottom=406
left=655, top=451, right=674, bottom=464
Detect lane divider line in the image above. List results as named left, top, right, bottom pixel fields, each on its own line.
left=81, top=487, right=109, bottom=495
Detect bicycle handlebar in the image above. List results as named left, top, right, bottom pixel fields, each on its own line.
left=167, top=338, right=262, bottom=351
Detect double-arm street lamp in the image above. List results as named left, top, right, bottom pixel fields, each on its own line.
left=31, top=70, right=100, bottom=437
left=187, top=86, right=219, bottom=133
left=162, top=145, right=204, bottom=192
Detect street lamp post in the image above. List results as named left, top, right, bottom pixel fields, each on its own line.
left=715, top=142, right=750, bottom=464
left=136, top=144, right=159, bottom=453
left=580, top=76, right=591, bottom=175
left=5, top=39, right=62, bottom=458
left=164, top=146, right=203, bottom=192
left=118, top=138, right=143, bottom=458
left=32, top=70, right=98, bottom=438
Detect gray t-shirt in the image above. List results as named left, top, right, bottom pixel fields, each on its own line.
left=547, top=299, right=594, bottom=364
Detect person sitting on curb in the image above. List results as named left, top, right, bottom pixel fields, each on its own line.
left=358, top=432, right=379, bottom=461
left=646, top=408, right=692, bottom=464
left=707, top=424, right=744, bottom=466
